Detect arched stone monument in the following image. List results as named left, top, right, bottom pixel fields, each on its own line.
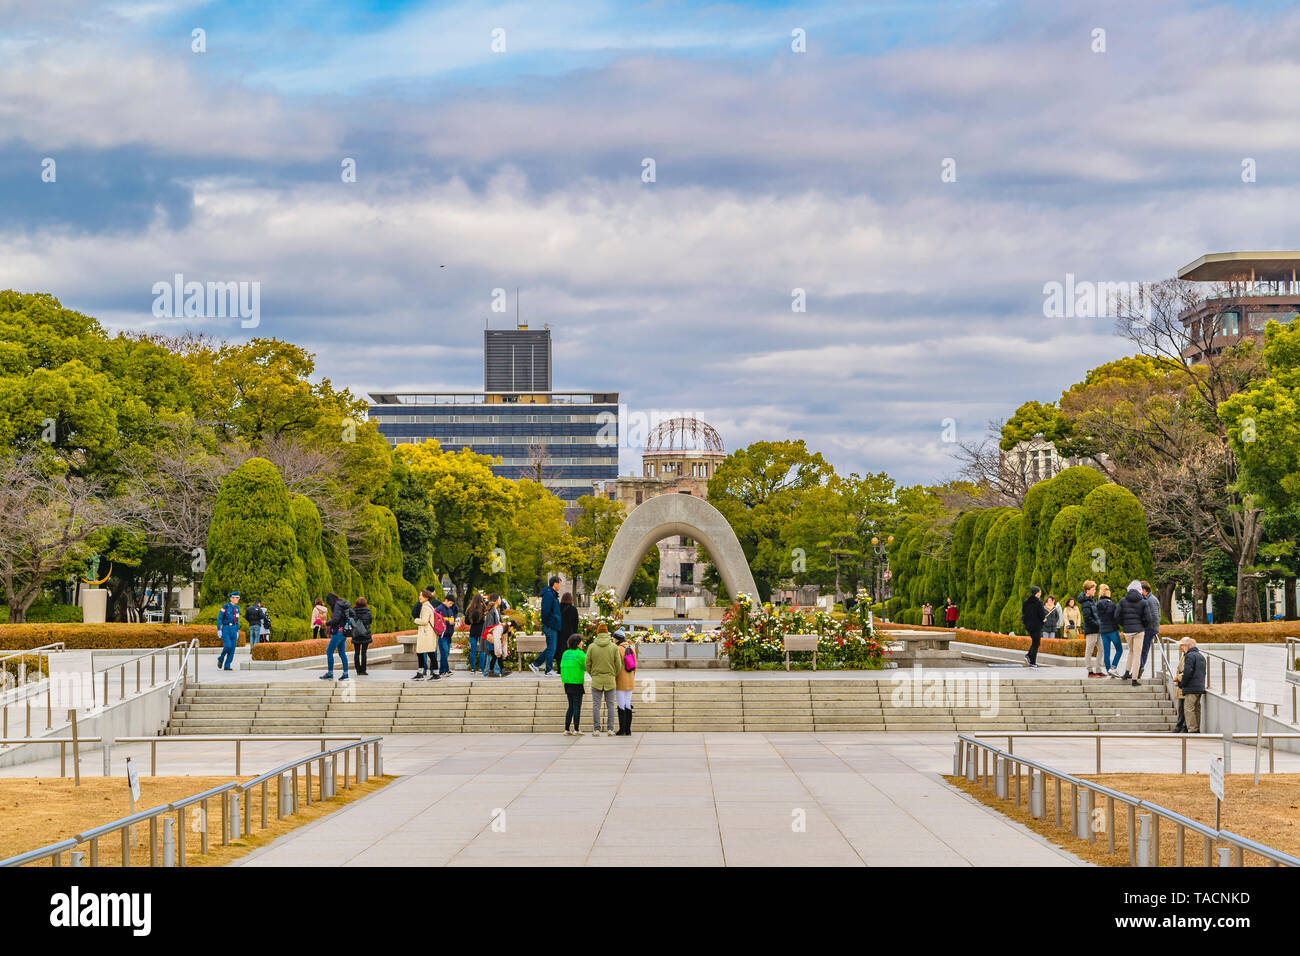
left=595, top=493, right=759, bottom=602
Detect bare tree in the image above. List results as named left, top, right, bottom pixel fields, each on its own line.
left=0, top=455, right=121, bottom=622
left=950, top=421, right=1040, bottom=508
left=1113, top=279, right=1267, bottom=620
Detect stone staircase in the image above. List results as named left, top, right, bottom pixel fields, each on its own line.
left=167, top=678, right=1177, bottom=735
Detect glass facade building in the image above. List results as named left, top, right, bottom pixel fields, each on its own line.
left=367, top=391, right=619, bottom=501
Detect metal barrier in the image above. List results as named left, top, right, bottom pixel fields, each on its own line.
left=0, top=736, right=384, bottom=867
left=0, top=643, right=66, bottom=736
left=955, top=733, right=1300, bottom=867
left=977, top=730, right=1300, bottom=775
left=93, top=640, right=197, bottom=712
left=1193, top=640, right=1300, bottom=725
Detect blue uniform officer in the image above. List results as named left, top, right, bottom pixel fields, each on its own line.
left=217, top=591, right=241, bottom=671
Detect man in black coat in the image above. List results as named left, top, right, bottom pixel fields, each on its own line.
left=1021, top=586, right=1047, bottom=668
left=1116, top=580, right=1157, bottom=684
left=1178, top=638, right=1207, bottom=732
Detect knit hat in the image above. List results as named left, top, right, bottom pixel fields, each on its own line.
left=1126, top=580, right=1142, bottom=593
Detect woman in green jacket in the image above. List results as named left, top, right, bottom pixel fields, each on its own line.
left=585, top=623, right=621, bottom=736
left=560, top=634, right=586, bottom=735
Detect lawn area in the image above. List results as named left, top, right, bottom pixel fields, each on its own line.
left=948, top=771, right=1300, bottom=867
left=1, top=773, right=395, bottom=866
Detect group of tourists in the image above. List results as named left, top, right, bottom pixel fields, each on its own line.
left=920, top=599, right=960, bottom=627
left=1021, top=579, right=1162, bottom=679
left=560, top=622, right=638, bottom=736
left=320, top=592, right=372, bottom=680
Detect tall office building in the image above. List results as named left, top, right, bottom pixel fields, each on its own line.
left=368, top=324, right=617, bottom=501
left=484, top=327, right=551, bottom=392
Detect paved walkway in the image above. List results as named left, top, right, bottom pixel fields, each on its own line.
left=235, top=732, right=1085, bottom=867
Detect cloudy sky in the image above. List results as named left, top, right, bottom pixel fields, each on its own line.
left=3, top=0, right=1299, bottom=485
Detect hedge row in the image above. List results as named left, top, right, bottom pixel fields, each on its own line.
left=250, top=630, right=414, bottom=662
left=0, top=624, right=228, bottom=650
left=885, top=466, right=1154, bottom=633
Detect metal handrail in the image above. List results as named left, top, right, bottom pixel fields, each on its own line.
left=1161, top=636, right=1299, bottom=725
left=956, top=733, right=1297, bottom=866
left=164, top=639, right=201, bottom=717
left=0, top=643, right=66, bottom=737
left=0, top=735, right=384, bottom=867
left=976, top=729, right=1300, bottom=775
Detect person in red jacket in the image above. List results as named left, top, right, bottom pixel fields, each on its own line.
left=943, top=598, right=959, bottom=627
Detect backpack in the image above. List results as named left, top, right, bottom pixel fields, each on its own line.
left=433, top=607, right=446, bottom=637
left=623, top=645, right=636, bottom=672
left=348, top=608, right=370, bottom=641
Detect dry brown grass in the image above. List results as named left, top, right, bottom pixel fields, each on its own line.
left=948, top=771, right=1300, bottom=867
left=1, top=773, right=394, bottom=867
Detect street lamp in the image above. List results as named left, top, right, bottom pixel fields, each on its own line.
left=867, top=535, right=894, bottom=604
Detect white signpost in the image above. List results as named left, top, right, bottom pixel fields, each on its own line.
left=1209, top=755, right=1224, bottom=829
left=126, top=756, right=141, bottom=846
left=1240, top=645, right=1288, bottom=785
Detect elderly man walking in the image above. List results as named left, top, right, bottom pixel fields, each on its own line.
left=1178, top=638, right=1207, bottom=733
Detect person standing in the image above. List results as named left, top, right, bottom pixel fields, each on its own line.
left=1021, top=586, right=1046, bottom=668
left=558, top=592, right=579, bottom=654
left=1062, top=597, right=1082, bottom=640
left=614, top=628, right=637, bottom=736
left=1095, top=584, right=1122, bottom=677
left=585, top=623, right=620, bottom=736
left=1041, top=595, right=1062, bottom=640
left=1172, top=639, right=1188, bottom=733
left=311, top=599, right=327, bottom=640
left=246, top=600, right=266, bottom=648
left=921, top=602, right=934, bottom=626
left=943, top=598, right=959, bottom=628
left=1116, top=580, right=1154, bottom=685
left=436, top=594, right=457, bottom=677
left=560, top=635, right=586, bottom=735
left=1077, top=581, right=1103, bottom=677
left=464, top=592, right=487, bottom=674
left=1139, top=581, right=1162, bottom=679
left=482, top=594, right=504, bottom=677
left=413, top=589, right=440, bottom=681
left=350, top=597, right=373, bottom=675
left=322, top=592, right=351, bottom=681
left=531, top=576, right=563, bottom=676
left=216, top=591, right=241, bottom=671
left=1179, top=637, right=1206, bottom=733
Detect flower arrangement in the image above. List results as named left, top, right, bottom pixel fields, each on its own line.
left=593, top=587, right=623, bottom=621
left=720, top=597, right=885, bottom=670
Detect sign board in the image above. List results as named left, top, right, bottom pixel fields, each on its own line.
left=1241, top=645, right=1288, bottom=706
left=126, top=757, right=140, bottom=802
left=1209, top=755, right=1224, bottom=802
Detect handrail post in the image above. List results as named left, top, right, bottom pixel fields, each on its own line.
left=1136, top=813, right=1151, bottom=866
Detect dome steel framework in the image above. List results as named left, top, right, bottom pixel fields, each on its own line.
left=644, top=417, right=725, bottom=455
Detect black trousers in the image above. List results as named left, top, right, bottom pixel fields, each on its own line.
left=1027, top=632, right=1042, bottom=665
left=353, top=640, right=369, bottom=672
left=564, top=683, right=584, bottom=730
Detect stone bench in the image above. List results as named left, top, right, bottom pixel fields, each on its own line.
left=783, top=634, right=819, bottom=671
left=514, top=633, right=547, bottom=671
left=881, top=629, right=962, bottom=663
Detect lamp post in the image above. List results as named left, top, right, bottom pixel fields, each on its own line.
left=867, top=536, right=894, bottom=604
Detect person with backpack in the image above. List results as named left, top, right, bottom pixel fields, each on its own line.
left=464, top=592, right=487, bottom=673
left=560, top=634, right=586, bottom=735
left=615, top=628, right=637, bottom=736
left=349, top=597, right=373, bottom=675
left=437, top=594, right=457, bottom=677
left=413, top=589, right=440, bottom=681
left=585, top=623, right=620, bottom=735
left=1116, top=580, right=1156, bottom=685
left=246, top=600, right=267, bottom=648
left=322, top=592, right=351, bottom=681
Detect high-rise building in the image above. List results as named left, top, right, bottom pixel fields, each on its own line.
left=484, top=327, right=551, bottom=392
left=1177, top=252, right=1300, bottom=364
left=367, top=324, right=617, bottom=501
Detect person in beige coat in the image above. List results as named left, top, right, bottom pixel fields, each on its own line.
left=413, top=589, right=440, bottom=681
left=585, top=624, right=621, bottom=736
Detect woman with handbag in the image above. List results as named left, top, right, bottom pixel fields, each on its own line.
left=481, top=593, right=504, bottom=677
left=614, top=628, right=637, bottom=736
left=413, top=589, right=440, bottom=681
